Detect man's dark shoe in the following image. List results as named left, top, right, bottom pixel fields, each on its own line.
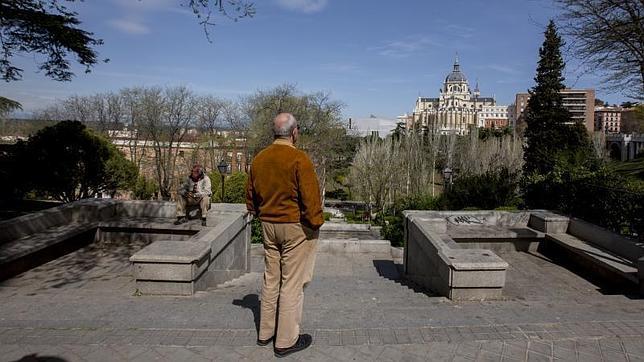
left=257, top=336, right=273, bottom=346
left=174, top=217, right=187, bottom=225
left=201, top=218, right=207, bottom=226
left=274, top=334, right=312, bottom=358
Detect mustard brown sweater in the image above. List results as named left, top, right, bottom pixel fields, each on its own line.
left=245, top=139, right=324, bottom=230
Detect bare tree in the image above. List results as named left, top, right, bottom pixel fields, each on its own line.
left=196, top=95, right=227, bottom=172
left=142, top=86, right=198, bottom=199
left=556, top=0, right=644, bottom=99
left=349, top=137, right=403, bottom=217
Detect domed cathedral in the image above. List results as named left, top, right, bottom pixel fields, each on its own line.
left=412, top=57, right=496, bottom=135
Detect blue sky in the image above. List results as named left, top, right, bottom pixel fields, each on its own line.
left=3, top=0, right=628, bottom=120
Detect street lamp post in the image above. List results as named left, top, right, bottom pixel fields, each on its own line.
left=443, top=167, right=453, bottom=191
left=217, top=160, right=228, bottom=202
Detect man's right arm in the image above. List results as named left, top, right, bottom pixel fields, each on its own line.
left=297, top=154, right=324, bottom=230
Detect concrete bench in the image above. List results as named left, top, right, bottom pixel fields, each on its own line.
left=545, top=233, right=639, bottom=285
left=0, top=222, right=98, bottom=280
left=129, top=240, right=211, bottom=295
left=129, top=204, right=251, bottom=295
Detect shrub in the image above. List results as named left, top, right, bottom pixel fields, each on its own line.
left=209, top=171, right=248, bottom=203
left=442, top=167, right=521, bottom=210
left=325, top=188, right=348, bottom=201
left=6, top=120, right=138, bottom=202
left=381, top=193, right=441, bottom=247
left=133, top=176, right=158, bottom=200
left=524, top=164, right=643, bottom=239
left=251, top=217, right=263, bottom=244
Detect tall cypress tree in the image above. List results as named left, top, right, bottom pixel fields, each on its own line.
left=523, top=20, right=590, bottom=176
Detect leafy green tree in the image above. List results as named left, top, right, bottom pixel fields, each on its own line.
left=222, top=172, right=248, bottom=203
left=133, top=176, right=159, bottom=200
left=441, top=168, right=522, bottom=210
left=522, top=21, right=592, bottom=177
left=19, top=120, right=137, bottom=202
left=0, top=96, right=22, bottom=118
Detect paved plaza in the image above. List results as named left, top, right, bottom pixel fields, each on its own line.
left=1, top=237, right=644, bottom=361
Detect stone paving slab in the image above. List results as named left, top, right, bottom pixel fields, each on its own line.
left=2, top=336, right=644, bottom=361
left=1, top=238, right=644, bottom=360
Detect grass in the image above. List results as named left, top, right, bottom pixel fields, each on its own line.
left=609, top=157, right=644, bottom=181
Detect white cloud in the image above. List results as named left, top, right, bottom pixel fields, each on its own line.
left=486, top=64, right=521, bottom=75
left=276, top=0, right=328, bottom=13
left=108, top=19, right=150, bottom=35
left=370, top=36, right=442, bottom=58
left=319, top=62, right=360, bottom=73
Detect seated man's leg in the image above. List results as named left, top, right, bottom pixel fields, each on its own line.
left=199, top=196, right=210, bottom=223
left=175, top=195, right=188, bottom=224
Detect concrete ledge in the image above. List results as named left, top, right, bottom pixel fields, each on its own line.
left=319, top=239, right=391, bottom=254
left=567, top=218, right=644, bottom=263
left=0, top=200, right=251, bottom=296
left=403, top=211, right=518, bottom=300
left=529, top=211, right=569, bottom=233
left=545, top=233, right=638, bottom=285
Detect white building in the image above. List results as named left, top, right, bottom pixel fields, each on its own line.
left=477, top=105, right=510, bottom=129
left=347, top=116, right=398, bottom=138
left=412, top=57, right=496, bottom=135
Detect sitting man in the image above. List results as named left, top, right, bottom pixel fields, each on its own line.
left=175, top=164, right=212, bottom=226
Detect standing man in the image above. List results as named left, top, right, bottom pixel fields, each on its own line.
left=175, top=164, right=212, bottom=226
left=246, top=113, right=324, bottom=358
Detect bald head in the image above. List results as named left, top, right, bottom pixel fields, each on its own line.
left=273, top=113, right=297, bottom=139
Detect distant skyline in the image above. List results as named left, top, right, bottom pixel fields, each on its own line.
left=3, top=0, right=632, bottom=121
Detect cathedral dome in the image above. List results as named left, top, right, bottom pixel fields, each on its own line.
left=445, top=59, right=467, bottom=83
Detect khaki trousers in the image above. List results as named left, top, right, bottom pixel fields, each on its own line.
left=259, top=222, right=318, bottom=348
left=176, top=194, right=210, bottom=218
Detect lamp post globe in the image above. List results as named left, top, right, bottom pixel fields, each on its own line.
left=217, top=160, right=228, bottom=201
left=443, top=167, right=453, bottom=190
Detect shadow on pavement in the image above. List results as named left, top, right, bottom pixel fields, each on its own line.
left=12, top=354, right=67, bottom=362
left=372, top=259, right=436, bottom=297
left=233, top=294, right=260, bottom=333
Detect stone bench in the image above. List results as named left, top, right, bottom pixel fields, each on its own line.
left=544, top=218, right=644, bottom=294
left=129, top=240, right=211, bottom=295
left=0, top=222, right=98, bottom=281
left=129, top=204, right=251, bottom=295
left=0, top=200, right=252, bottom=295
left=545, top=233, right=639, bottom=285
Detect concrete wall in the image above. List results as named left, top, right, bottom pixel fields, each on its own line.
left=129, top=203, right=251, bottom=295
left=567, top=218, right=644, bottom=263
left=403, top=213, right=508, bottom=300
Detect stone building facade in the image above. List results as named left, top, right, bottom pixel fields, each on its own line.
left=514, top=89, right=596, bottom=133
left=412, top=58, right=496, bottom=135
left=594, top=106, right=622, bottom=134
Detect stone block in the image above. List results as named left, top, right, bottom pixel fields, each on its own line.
left=132, top=254, right=209, bottom=281
left=135, top=280, right=199, bottom=295
left=449, top=287, right=503, bottom=300
left=327, top=240, right=360, bottom=253
left=529, top=211, right=569, bottom=233
left=390, top=247, right=404, bottom=259
left=450, top=269, right=506, bottom=288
